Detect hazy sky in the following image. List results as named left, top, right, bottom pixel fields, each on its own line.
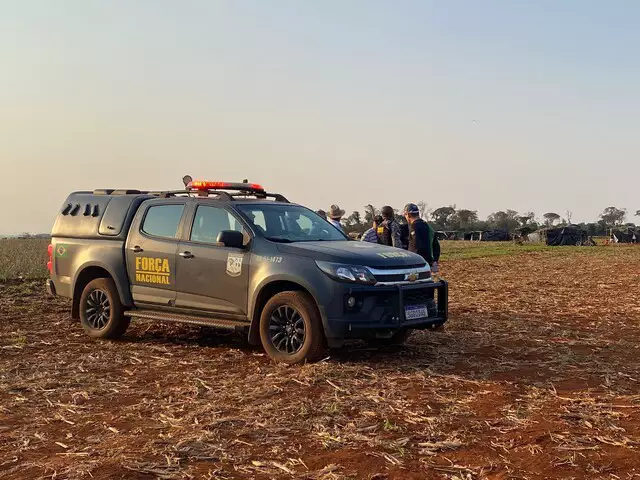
left=1, top=0, right=639, bottom=234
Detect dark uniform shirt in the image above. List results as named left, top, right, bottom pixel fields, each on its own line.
left=408, top=219, right=441, bottom=265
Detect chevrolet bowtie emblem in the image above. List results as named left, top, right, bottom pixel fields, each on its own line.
left=405, top=272, right=418, bottom=282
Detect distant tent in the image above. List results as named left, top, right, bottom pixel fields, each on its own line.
left=481, top=229, right=510, bottom=242
left=524, top=230, right=544, bottom=243
left=544, top=225, right=588, bottom=246
left=611, top=228, right=638, bottom=243
left=464, top=231, right=482, bottom=241
left=463, top=230, right=509, bottom=241
left=436, top=231, right=461, bottom=241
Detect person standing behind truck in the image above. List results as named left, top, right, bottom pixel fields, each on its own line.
left=377, top=206, right=403, bottom=248
left=361, top=215, right=383, bottom=243
left=327, top=205, right=345, bottom=232
left=403, top=203, right=440, bottom=273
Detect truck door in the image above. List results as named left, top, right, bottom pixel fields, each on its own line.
left=125, top=202, right=186, bottom=306
left=175, top=204, right=250, bottom=317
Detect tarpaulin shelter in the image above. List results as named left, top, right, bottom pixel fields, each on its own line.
left=464, top=231, right=482, bottom=241
left=436, top=231, right=461, bottom=241
left=611, top=228, right=638, bottom=243
left=463, top=230, right=510, bottom=241
left=481, top=229, right=510, bottom=241
left=544, top=226, right=588, bottom=246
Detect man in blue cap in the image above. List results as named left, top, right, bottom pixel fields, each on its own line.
left=403, top=203, right=440, bottom=273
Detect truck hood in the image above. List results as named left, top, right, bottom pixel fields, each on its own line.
left=276, top=241, right=426, bottom=268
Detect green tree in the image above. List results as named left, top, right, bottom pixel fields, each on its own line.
left=346, top=211, right=362, bottom=226
left=543, top=212, right=561, bottom=227
left=450, top=209, right=478, bottom=230
left=517, top=212, right=535, bottom=227
left=487, top=210, right=520, bottom=232
left=416, top=201, right=430, bottom=220
left=363, top=205, right=377, bottom=226
left=599, top=206, right=626, bottom=226
left=431, top=206, right=456, bottom=229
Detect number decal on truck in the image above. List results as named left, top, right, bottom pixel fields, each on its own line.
left=135, top=257, right=171, bottom=285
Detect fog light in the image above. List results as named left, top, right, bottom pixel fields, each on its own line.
left=347, top=296, right=356, bottom=308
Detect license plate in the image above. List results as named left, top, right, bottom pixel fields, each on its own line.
left=405, top=305, right=428, bottom=320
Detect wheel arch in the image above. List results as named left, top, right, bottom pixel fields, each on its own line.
left=248, top=279, right=320, bottom=345
left=71, top=263, right=127, bottom=319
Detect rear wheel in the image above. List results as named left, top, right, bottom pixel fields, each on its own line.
left=259, top=291, right=326, bottom=364
left=80, top=278, right=130, bottom=339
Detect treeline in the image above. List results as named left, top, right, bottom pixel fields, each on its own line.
left=340, top=205, right=639, bottom=236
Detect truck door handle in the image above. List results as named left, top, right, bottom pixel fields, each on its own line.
left=131, top=246, right=144, bottom=253
left=179, top=251, right=194, bottom=259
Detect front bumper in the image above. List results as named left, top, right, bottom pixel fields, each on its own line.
left=321, top=280, right=448, bottom=341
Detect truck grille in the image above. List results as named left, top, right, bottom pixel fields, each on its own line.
left=374, top=271, right=431, bottom=283
left=368, top=265, right=431, bottom=284
left=403, top=287, right=436, bottom=306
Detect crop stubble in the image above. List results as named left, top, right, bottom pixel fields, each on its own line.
left=1, top=245, right=639, bottom=479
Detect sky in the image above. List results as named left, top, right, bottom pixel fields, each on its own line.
left=1, top=0, right=639, bottom=234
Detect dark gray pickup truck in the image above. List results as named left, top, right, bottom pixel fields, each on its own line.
left=46, top=180, right=448, bottom=363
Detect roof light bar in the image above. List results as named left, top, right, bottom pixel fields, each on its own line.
left=186, top=181, right=265, bottom=192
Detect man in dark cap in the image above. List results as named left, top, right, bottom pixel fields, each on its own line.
left=403, top=203, right=440, bottom=273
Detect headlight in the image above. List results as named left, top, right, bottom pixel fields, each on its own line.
left=315, top=261, right=376, bottom=285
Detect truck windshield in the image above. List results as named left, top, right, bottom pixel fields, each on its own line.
left=237, top=204, right=348, bottom=242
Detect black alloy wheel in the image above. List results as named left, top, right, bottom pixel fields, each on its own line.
left=269, top=305, right=305, bottom=354
left=85, top=289, right=111, bottom=329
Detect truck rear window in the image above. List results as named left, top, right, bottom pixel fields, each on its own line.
left=142, top=205, right=184, bottom=239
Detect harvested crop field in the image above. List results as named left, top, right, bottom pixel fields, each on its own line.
left=1, top=243, right=640, bottom=479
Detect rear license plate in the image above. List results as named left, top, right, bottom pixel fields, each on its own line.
left=405, top=305, right=428, bottom=320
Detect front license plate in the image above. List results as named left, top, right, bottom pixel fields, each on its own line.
left=405, top=305, right=428, bottom=320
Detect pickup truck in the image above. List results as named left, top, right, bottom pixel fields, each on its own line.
left=46, top=180, right=448, bottom=364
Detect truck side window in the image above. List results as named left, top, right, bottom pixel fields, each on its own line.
left=141, top=204, right=185, bottom=239
left=191, top=206, right=246, bottom=244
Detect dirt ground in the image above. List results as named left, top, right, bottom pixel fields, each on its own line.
left=1, top=246, right=640, bottom=479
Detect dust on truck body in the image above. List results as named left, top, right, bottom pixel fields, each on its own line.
left=47, top=181, right=448, bottom=363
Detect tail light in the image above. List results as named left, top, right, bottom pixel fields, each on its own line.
left=47, top=244, right=53, bottom=273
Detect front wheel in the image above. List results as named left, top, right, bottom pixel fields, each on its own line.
left=259, top=291, right=326, bottom=364
left=79, top=278, right=130, bottom=339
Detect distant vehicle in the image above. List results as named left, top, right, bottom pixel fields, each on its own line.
left=46, top=179, right=448, bottom=363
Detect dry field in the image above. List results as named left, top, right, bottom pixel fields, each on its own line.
left=0, top=238, right=49, bottom=281
left=1, top=242, right=640, bottom=479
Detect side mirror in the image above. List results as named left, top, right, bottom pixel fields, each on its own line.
left=217, top=230, right=244, bottom=249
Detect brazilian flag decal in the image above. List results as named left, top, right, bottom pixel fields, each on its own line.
left=55, top=244, right=68, bottom=258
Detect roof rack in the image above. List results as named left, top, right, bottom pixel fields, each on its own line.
left=147, top=190, right=289, bottom=202
left=92, top=180, right=290, bottom=202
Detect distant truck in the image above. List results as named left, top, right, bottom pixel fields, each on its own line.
left=46, top=180, right=448, bottom=363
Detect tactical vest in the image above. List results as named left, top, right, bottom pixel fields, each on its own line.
left=377, top=222, right=392, bottom=246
